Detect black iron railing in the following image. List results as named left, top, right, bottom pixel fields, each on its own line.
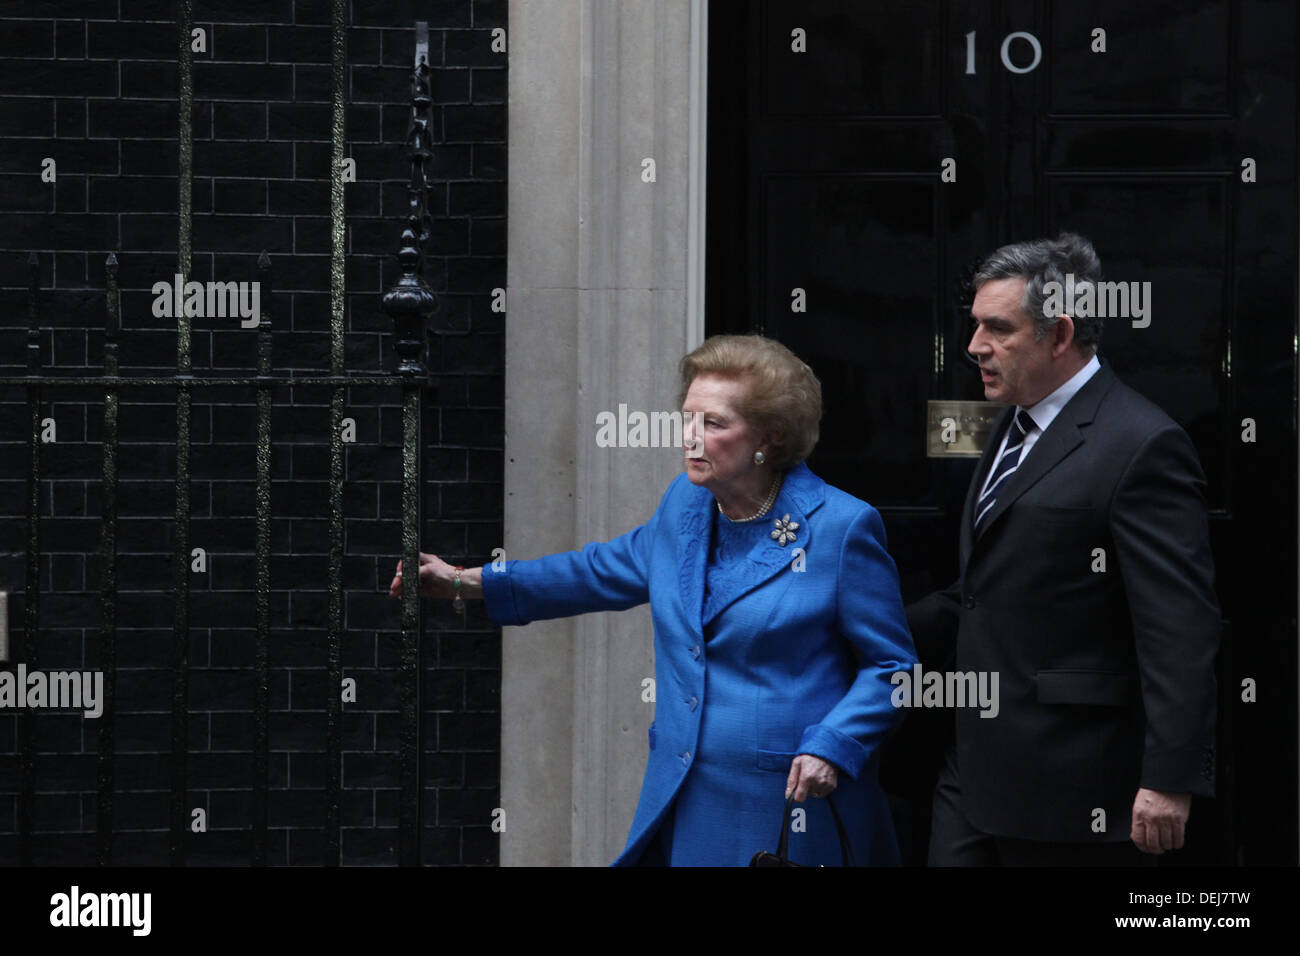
left=0, top=4, right=438, bottom=867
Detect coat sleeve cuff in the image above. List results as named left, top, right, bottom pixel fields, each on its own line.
left=481, top=560, right=523, bottom=626
left=1140, top=744, right=1216, bottom=797
left=797, top=724, right=869, bottom=781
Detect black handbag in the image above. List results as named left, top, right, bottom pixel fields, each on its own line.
left=749, top=795, right=855, bottom=867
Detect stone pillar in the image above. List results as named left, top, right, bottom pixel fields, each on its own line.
left=503, top=0, right=706, bottom=865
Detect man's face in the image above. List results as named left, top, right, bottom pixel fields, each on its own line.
left=968, top=277, right=1060, bottom=407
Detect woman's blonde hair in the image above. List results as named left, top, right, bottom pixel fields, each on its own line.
left=678, top=335, right=822, bottom=469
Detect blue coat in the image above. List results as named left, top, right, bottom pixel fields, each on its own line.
left=481, top=461, right=917, bottom=865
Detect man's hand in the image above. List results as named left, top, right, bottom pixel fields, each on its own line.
left=786, top=754, right=838, bottom=802
left=1130, top=788, right=1191, bottom=854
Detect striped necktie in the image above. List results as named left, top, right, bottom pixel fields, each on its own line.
left=974, top=407, right=1036, bottom=532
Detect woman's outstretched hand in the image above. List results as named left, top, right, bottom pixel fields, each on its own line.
left=389, top=551, right=446, bottom=598
left=389, top=552, right=483, bottom=600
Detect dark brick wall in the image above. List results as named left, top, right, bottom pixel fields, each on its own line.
left=0, top=0, right=505, bottom=865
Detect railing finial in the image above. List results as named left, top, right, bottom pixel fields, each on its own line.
left=382, top=20, right=438, bottom=376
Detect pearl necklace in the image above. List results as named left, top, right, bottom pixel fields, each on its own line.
left=718, top=473, right=782, bottom=523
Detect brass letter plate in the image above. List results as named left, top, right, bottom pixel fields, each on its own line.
left=926, top=400, right=1003, bottom=458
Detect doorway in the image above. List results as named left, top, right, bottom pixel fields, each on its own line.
left=706, top=0, right=1298, bottom=865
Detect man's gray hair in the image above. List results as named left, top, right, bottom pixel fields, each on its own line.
left=972, top=232, right=1104, bottom=352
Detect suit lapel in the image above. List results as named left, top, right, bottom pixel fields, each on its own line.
left=971, top=416, right=1084, bottom=541
left=676, top=496, right=711, bottom=637
left=961, top=405, right=1013, bottom=566
left=968, top=362, right=1117, bottom=551
left=681, top=462, right=825, bottom=630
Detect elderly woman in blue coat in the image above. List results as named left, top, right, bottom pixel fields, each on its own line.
left=390, top=334, right=917, bottom=865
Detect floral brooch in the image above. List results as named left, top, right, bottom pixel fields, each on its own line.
left=770, top=514, right=799, bottom=547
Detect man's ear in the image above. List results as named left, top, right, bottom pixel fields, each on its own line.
left=1051, top=314, right=1077, bottom=358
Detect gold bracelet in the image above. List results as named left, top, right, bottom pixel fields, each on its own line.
left=452, top=566, right=465, bottom=612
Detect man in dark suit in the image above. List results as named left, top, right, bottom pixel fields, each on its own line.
left=913, top=233, right=1219, bottom=865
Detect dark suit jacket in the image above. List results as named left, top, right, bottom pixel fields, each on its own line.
left=912, top=360, right=1219, bottom=843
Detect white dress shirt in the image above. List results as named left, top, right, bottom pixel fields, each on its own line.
left=976, top=354, right=1101, bottom=503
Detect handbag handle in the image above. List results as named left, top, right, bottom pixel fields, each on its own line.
left=774, top=794, right=855, bottom=866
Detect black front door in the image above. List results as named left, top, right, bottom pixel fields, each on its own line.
left=707, top=0, right=1297, bottom=865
